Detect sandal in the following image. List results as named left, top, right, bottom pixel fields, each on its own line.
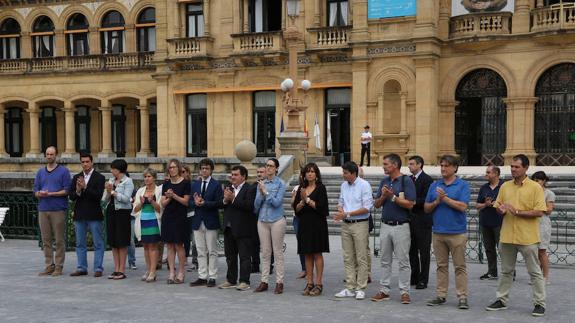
left=108, top=272, right=119, bottom=279
left=141, top=272, right=150, bottom=281
left=113, top=272, right=127, bottom=280
left=174, top=272, right=185, bottom=284
left=309, top=284, right=323, bottom=296
left=146, top=272, right=157, bottom=283
left=167, top=273, right=175, bottom=284
left=303, top=283, right=315, bottom=296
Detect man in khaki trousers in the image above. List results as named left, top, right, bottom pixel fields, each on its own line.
left=33, top=146, right=71, bottom=276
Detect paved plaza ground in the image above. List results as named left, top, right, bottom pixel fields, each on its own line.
left=1, top=235, right=574, bottom=323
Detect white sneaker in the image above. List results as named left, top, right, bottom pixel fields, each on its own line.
left=335, top=288, right=356, bottom=298
left=355, top=290, right=365, bottom=300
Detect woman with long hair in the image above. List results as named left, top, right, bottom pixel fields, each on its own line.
left=293, top=163, right=330, bottom=296
left=133, top=168, right=163, bottom=282
left=160, top=159, right=191, bottom=284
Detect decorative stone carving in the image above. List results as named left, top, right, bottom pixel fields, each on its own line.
left=15, top=8, right=32, bottom=18
left=49, top=4, right=69, bottom=17
left=368, top=44, right=416, bottom=56
left=82, top=2, right=104, bottom=13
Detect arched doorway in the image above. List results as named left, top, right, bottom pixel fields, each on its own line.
left=455, top=69, right=507, bottom=166
left=535, top=63, right=575, bottom=166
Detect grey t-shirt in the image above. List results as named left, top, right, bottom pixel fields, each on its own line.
left=540, top=189, right=556, bottom=229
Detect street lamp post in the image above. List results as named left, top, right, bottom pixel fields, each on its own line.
left=278, top=0, right=312, bottom=171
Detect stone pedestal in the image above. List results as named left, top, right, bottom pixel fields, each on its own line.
left=278, top=132, right=309, bottom=174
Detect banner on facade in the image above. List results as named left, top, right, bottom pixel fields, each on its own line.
left=368, top=0, right=416, bottom=19
left=452, top=0, right=515, bottom=16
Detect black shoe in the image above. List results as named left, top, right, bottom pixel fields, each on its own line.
left=458, top=298, right=469, bottom=310
left=486, top=300, right=508, bottom=311
left=532, top=305, right=545, bottom=317
left=416, top=282, right=427, bottom=289
left=206, top=279, right=216, bottom=287
left=427, top=297, right=446, bottom=306
left=189, top=278, right=207, bottom=287
left=480, top=273, right=498, bottom=280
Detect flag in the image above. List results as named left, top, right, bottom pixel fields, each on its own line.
left=280, top=113, right=285, bottom=133
left=313, top=114, right=321, bottom=150
left=326, top=113, right=332, bottom=152
left=304, top=112, right=309, bottom=137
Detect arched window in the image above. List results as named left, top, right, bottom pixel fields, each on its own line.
left=101, top=11, right=125, bottom=54
left=75, top=106, right=91, bottom=153
left=253, top=91, right=276, bottom=156
left=32, top=16, right=54, bottom=57
left=66, top=13, right=89, bottom=56
left=137, top=7, right=156, bottom=52
left=5, top=107, right=23, bottom=157
left=0, top=18, right=21, bottom=59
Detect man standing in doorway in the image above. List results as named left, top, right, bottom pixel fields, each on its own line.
left=360, top=125, right=372, bottom=167
left=69, top=153, right=106, bottom=277
left=476, top=165, right=503, bottom=280
left=34, top=146, right=71, bottom=276
left=408, top=155, right=434, bottom=290
left=485, top=154, right=547, bottom=317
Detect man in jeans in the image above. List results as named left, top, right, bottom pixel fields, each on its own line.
left=34, top=146, right=71, bottom=276
left=424, top=155, right=470, bottom=309
left=68, top=153, right=105, bottom=277
left=334, top=161, right=373, bottom=300
left=485, top=154, right=547, bottom=317
left=371, top=154, right=416, bottom=304
left=476, top=165, right=503, bottom=280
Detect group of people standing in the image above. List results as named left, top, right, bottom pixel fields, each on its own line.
left=34, top=146, right=553, bottom=316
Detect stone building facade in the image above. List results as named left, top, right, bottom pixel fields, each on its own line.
left=0, top=0, right=574, bottom=169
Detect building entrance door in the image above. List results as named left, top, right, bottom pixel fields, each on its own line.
left=326, top=108, right=350, bottom=166
left=455, top=69, right=507, bottom=166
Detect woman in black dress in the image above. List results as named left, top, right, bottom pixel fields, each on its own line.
left=293, top=163, right=329, bottom=296
left=160, top=159, right=190, bottom=284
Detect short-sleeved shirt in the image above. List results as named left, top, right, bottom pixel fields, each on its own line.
left=494, top=177, right=547, bottom=245
left=425, top=176, right=471, bottom=234
left=375, top=174, right=416, bottom=222
left=477, top=180, right=504, bottom=228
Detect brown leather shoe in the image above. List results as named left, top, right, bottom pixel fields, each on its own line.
left=94, top=271, right=103, bottom=278
left=274, top=283, right=284, bottom=294
left=371, top=291, right=390, bottom=302
left=254, top=282, right=268, bottom=293
left=38, top=264, right=55, bottom=276
left=70, top=270, right=88, bottom=277
left=51, top=266, right=63, bottom=277
left=401, top=293, right=411, bottom=304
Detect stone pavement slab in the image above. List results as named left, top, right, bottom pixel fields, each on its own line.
left=0, top=235, right=573, bottom=323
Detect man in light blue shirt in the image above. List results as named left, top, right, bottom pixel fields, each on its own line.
left=334, top=161, right=374, bottom=300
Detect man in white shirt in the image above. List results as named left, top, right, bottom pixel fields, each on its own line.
left=334, top=161, right=374, bottom=300
left=360, top=125, right=372, bottom=167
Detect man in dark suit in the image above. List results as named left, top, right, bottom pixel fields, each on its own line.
left=189, top=158, right=223, bottom=288
left=68, top=153, right=106, bottom=277
left=408, top=155, right=434, bottom=289
left=217, top=165, right=256, bottom=291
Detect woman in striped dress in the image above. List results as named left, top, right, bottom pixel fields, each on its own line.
left=134, top=168, right=163, bottom=282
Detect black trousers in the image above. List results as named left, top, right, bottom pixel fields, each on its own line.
left=360, top=143, right=370, bottom=166
left=409, top=217, right=432, bottom=285
left=481, top=225, right=501, bottom=276
left=224, top=227, right=253, bottom=285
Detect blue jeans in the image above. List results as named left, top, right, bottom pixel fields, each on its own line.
left=74, top=220, right=105, bottom=273
left=128, top=217, right=136, bottom=265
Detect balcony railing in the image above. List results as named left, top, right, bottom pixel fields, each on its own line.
left=307, top=26, right=351, bottom=50
left=532, top=3, right=575, bottom=32
left=167, top=37, right=213, bottom=58
left=231, top=31, right=283, bottom=54
left=0, top=53, right=154, bottom=74
left=449, top=12, right=512, bottom=38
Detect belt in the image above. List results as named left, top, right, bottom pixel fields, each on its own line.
left=383, top=220, right=409, bottom=226
left=344, top=218, right=369, bottom=224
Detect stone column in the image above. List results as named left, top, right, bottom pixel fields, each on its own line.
left=21, top=32, right=32, bottom=58
left=137, top=101, right=151, bottom=157
left=154, top=73, right=171, bottom=156
left=88, top=27, right=99, bottom=55
left=204, top=0, right=211, bottom=36
left=414, top=55, right=440, bottom=164
left=437, top=100, right=459, bottom=157
left=61, top=101, right=78, bottom=158
left=26, top=103, right=41, bottom=158
left=243, top=0, right=249, bottom=33
left=55, top=30, right=65, bottom=56
left=502, top=97, right=538, bottom=165
left=98, top=102, right=115, bottom=158
left=125, top=25, right=136, bottom=53
left=314, top=0, right=321, bottom=27
left=438, top=0, right=450, bottom=40
left=351, top=59, right=369, bottom=163
left=400, top=92, right=408, bottom=135
left=0, top=103, right=9, bottom=158
left=513, top=0, right=532, bottom=34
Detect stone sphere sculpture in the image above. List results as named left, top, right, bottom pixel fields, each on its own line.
left=235, top=140, right=257, bottom=163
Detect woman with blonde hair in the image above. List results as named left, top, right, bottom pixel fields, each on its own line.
left=133, top=168, right=163, bottom=282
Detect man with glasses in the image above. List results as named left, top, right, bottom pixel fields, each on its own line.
left=189, top=158, right=223, bottom=288
left=424, top=155, right=470, bottom=310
